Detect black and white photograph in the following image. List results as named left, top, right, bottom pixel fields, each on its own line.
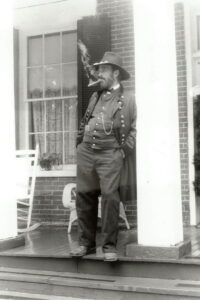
left=0, top=0, right=200, bottom=299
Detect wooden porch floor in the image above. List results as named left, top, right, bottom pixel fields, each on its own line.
left=0, top=226, right=200, bottom=259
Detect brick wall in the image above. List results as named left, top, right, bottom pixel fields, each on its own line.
left=32, top=177, right=75, bottom=226
left=32, top=176, right=136, bottom=227
left=175, top=3, right=190, bottom=225
left=32, top=0, right=190, bottom=228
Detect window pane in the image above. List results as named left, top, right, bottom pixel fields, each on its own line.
left=62, top=63, right=77, bottom=96
left=28, top=35, right=42, bottom=66
left=30, top=134, right=45, bottom=159
left=46, top=133, right=63, bottom=156
left=30, top=102, right=45, bottom=132
left=46, top=100, right=62, bottom=132
left=64, top=132, right=77, bottom=164
left=27, top=31, right=78, bottom=166
left=62, top=32, right=77, bottom=63
left=45, top=65, right=61, bottom=97
left=28, top=67, right=43, bottom=99
left=64, top=98, right=77, bottom=131
left=45, top=33, right=60, bottom=64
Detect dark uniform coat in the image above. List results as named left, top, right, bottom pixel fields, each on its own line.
left=76, top=89, right=137, bottom=203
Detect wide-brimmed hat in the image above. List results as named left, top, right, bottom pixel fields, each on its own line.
left=93, top=52, right=130, bottom=81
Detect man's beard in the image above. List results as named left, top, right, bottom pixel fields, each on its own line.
left=99, top=77, right=114, bottom=90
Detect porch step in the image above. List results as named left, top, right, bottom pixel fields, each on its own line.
left=0, top=254, right=200, bottom=281
left=0, top=267, right=200, bottom=300
left=0, top=291, right=88, bottom=300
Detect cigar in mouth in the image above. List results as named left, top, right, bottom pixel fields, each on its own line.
left=88, top=78, right=103, bottom=87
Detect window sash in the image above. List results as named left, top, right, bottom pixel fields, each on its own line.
left=27, top=30, right=78, bottom=166
left=25, top=95, right=77, bottom=103
left=27, top=31, right=77, bottom=102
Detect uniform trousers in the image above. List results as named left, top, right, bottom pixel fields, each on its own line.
left=76, top=142, right=123, bottom=253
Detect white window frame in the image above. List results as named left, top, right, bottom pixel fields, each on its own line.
left=19, top=27, right=77, bottom=177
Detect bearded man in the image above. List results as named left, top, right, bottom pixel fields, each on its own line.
left=70, top=52, right=137, bottom=261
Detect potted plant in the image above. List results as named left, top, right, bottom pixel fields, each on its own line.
left=39, top=153, right=62, bottom=170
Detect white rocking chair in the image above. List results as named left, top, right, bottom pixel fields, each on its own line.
left=62, top=183, right=130, bottom=233
left=15, top=144, right=40, bottom=233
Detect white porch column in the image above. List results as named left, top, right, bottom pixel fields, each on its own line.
left=0, top=1, right=18, bottom=240
left=134, top=0, right=183, bottom=246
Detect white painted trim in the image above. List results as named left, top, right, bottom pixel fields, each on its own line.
left=13, top=0, right=96, bottom=34
left=25, top=95, right=77, bottom=103
left=36, top=164, right=76, bottom=177
left=19, top=30, right=29, bottom=149
left=17, top=26, right=77, bottom=37
left=134, top=0, right=183, bottom=246
left=0, top=1, right=18, bottom=238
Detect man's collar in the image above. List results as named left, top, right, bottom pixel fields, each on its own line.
left=105, top=83, right=120, bottom=94
left=112, top=83, right=120, bottom=90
